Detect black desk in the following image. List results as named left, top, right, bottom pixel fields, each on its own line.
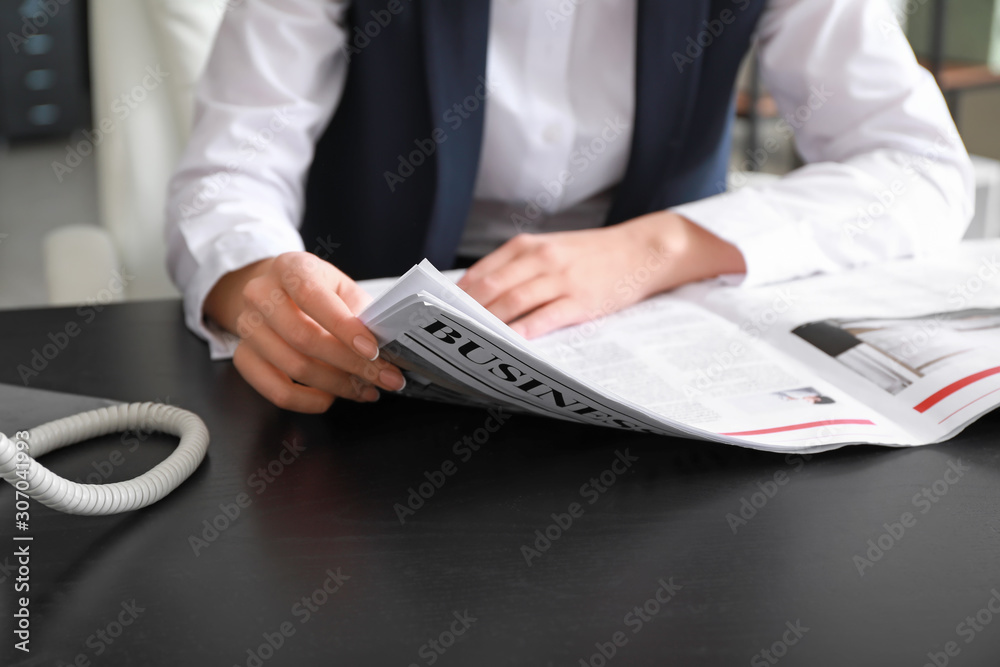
left=1, top=300, right=999, bottom=667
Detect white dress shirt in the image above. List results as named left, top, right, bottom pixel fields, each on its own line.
left=166, top=0, right=975, bottom=359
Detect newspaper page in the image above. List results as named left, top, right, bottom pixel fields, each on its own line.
left=365, top=292, right=702, bottom=439
left=683, top=239, right=1000, bottom=445
left=359, top=262, right=908, bottom=452
left=529, top=294, right=909, bottom=450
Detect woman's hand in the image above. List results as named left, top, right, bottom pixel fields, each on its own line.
left=457, top=211, right=746, bottom=338
left=205, top=252, right=406, bottom=413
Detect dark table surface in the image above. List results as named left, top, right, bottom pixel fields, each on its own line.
left=1, top=299, right=999, bottom=667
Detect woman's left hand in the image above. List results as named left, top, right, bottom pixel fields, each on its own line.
left=456, top=210, right=747, bottom=339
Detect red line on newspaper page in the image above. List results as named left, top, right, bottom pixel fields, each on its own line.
left=720, top=419, right=876, bottom=437
left=936, top=386, right=1000, bottom=424
left=913, top=366, right=1000, bottom=414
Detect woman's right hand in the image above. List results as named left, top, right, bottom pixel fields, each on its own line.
left=204, top=251, right=406, bottom=413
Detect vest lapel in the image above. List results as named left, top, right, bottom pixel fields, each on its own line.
left=418, top=0, right=491, bottom=266
left=607, top=0, right=710, bottom=224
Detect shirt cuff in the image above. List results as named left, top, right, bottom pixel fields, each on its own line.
left=672, top=187, right=844, bottom=288
left=180, top=223, right=306, bottom=360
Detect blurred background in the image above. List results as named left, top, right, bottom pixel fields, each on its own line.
left=0, top=0, right=998, bottom=311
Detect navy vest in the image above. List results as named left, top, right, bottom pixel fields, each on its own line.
left=301, top=0, right=766, bottom=279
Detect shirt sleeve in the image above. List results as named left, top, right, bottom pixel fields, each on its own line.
left=164, top=0, right=350, bottom=359
left=672, top=0, right=976, bottom=288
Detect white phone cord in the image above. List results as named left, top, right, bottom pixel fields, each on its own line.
left=0, top=402, right=209, bottom=515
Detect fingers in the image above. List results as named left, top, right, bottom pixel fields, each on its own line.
left=239, top=285, right=405, bottom=392
left=239, top=253, right=406, bottom=389
left=240, top=324, right=386, bottom=401
left=272, top=253, right=380, bottom=360
left=234, top=344, right=339, bottom=414
left=458, top=234, right=550, bottom=304
left=484, top=275, right=564, bottom=323
left=459, top=234, right=532, bottom=287
left=228, top=251, right=411, bottom=413
left=509, top=297, right=584, bottom=339
left=464, top=256, right=547, bottom=308
left=334, top=270, right=375, bottom=316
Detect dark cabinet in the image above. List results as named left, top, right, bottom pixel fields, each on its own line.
left=0, top=0, right=89, bottom=140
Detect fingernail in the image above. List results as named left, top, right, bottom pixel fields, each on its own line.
left=380, top=368, right=406, bottom=391
left=362, top=386, right=380, bottom=402
left=353, top=335, right=379, bottom=361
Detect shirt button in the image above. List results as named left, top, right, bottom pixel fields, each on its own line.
left=542, top=124, right=562, bottom=144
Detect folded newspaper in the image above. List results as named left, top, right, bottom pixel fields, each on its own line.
left=358, top=239, right=1000, bottom=454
